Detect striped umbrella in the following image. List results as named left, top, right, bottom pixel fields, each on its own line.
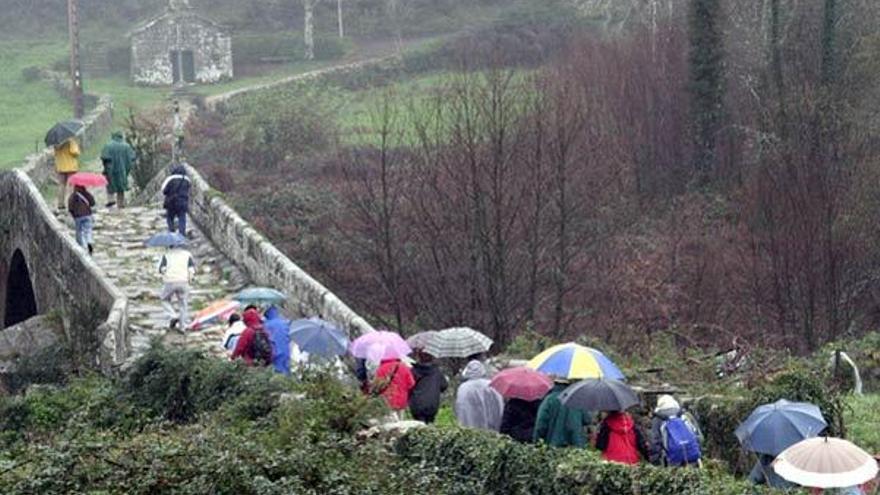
left=406, top=331, right=438, bottom=351
left=526, top=343, right=625, bottom=381
left=187, top=299, right=240, bottom=331
left=424, top=327, right=493, bottom=358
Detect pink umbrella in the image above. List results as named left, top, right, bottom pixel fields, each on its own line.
left=350, top=331, right=411, bottom=363
left=68, top=172, right=108, bottom=188
left=490, top=366, right=554, bottom=401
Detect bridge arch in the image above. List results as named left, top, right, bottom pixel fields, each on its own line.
left=4, top=249, right=38, bottom=328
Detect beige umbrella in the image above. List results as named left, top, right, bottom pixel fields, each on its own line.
left=773, top=437, right=879, bottom=489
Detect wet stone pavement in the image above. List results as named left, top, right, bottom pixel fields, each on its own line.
left=55, top=191, right=250, bottom=361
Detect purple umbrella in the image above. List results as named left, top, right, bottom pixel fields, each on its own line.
left=350, top=331, right=411, bottom=363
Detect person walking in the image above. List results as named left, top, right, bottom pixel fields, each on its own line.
left=500, top=398, right=542, bottom=443
left=264, top=306, right=291, bottom=376
left=454, top=360, right=504, bottom=431
left=534, top=381, right=590, bottom=448
left=161, top=163, right=191, bottom=237
left=596, top=411, right=650, bottom=465
left=157, top=242, right=195, bottom=331
left=67, top=184, right=95, bottom=255
left=408, top=350, right=448, bottom=423
left=100, top=131, right=136, bottom=209
left=373, top=357, right=415, bottom=419
left=54, top=138, right=80, bottom=210
left=649, top=394, right=703, bottom=467
left=231, top=308, right=273, bottom=367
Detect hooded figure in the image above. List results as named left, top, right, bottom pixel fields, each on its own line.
left=408, top=353, right=448, bottom=423
left=749, top=454, right=796, bottom=488
left=231, top=309, right=273, bottom=367
left=54, top=138, right=80, bottom=210
left=596, top=411, right=649, bottom=465
left=100, top=131, right=136, bottom=207
left=533, top=382, right=590, bottom=447
left=454, top=361, right=504, bottom=431
left=161, top=163, right=191, bottom=236
left=649, top=395, right=703, bottom=466
left=263, top=306, right=291, bottom=376
left=500, top=398, right=541, bottom=443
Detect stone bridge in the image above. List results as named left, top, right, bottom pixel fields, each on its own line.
left=0, top=67, right=375, bottom=372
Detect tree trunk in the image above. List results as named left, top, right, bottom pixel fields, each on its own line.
left=304, top=0, right=315, bottom=61
left=337, top=0, right=344, bottom=38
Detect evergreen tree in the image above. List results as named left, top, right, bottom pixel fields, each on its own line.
left=688, top=0, right=725, bottom=186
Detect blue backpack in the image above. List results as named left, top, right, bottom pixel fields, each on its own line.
left=662, top=416, right=701, bottom=466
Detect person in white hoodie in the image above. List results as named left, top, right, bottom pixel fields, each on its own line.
left=454, top=360, right=504, bottom=431
left=158, top=244, right=195, bottom=331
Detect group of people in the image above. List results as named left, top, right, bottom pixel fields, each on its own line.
left=355, top=353, right=704, bottom=469
left=56, top=131, right=136, bottom=255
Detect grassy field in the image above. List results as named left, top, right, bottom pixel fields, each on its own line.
left=845, top=394, right=880, bottom=454
left=0, top=41, right=72, bottom=169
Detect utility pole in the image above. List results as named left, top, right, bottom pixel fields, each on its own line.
left=67, top=0, right=84, bottom=119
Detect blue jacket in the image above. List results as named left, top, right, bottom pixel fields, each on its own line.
left=264, top=307, right=291, bottom=376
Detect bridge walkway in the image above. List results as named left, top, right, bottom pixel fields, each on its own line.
left=55, top=186, right=250, bottom=361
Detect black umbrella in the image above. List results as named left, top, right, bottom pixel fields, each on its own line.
left=44, top=120, right=84, bottom=147
left=559, top=378, right=640, bottom=412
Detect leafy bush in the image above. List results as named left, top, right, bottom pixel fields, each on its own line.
left=122, top=343, right=290, bottom=424
left=396, top=427, right=779, bottom=495
left=691, top=364, right=846, bottom=474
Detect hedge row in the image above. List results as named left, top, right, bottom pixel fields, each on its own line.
left=396, top=427, right=781, bottom=495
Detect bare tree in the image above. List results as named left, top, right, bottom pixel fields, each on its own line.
left=303, top=0, right=320, bottom=60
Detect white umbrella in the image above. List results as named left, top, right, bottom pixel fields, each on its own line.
left=773, top=437, right=879, bottom=489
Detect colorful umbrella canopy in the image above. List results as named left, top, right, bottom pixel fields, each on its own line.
left=233, top=287, right=286, bottom=305
left=45, top=120, right=83, bottom=147
left=350, top=331, right=411, bottom=363
left=289, top=318, right=350, bottom=358
left=424, top=327, right=493, bottom=358
left=735, top=399, right=827, bottom=456
left=406, top=331, right=438, bottom=351
left=490, top=367, right=553, bottom=401
left=68, top=172, right=108, bottom=188
left=773, top=437, right=879, bottom=489
left=144, top=232, right=187, bottom=248
left=187, top=299, right=240, bottom=331
left=526, top=343, right=625, bottom=381
left=559, top=378, right=640, bottom=412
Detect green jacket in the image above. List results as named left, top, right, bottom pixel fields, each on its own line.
left=533, top=383, right=590, bottom=448
left=101, top=133, right=136, bottom=194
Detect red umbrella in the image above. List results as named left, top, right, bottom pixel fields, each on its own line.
left=490, top=366, right=553, bottom=401
left=68, top=172, right=108, bottom=188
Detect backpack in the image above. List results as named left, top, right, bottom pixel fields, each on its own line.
left=249, top=328, right=273, bottom=366
left=661, top=416, right=702, bottom=466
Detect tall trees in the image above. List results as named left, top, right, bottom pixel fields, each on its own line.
left=687, top=0, right=725, bottom=186
left=303, top=0, right=320, bottom=60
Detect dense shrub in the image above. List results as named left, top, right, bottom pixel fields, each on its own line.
left=691, top=364, right=846, bottom=474
left=396, top=427, right=779, bottom=495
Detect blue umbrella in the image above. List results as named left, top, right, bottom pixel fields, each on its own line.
left=289, top=317, right=349, bottom=358
left=735, top=399, right=827, bottom=456
left=234, top=287, right=286, bottom=305
left=145, top=232, right=187, bottom=248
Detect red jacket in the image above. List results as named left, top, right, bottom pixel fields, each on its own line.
left=231, top=310, right=270, bottom=366
left=374, top=359, right=415, bottom=411
left=597, top=412, right=648, bottom=465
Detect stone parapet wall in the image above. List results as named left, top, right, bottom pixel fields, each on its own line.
left=143, top=165, right=374, bottom=337
left=0, top=171, right=128, bottom=371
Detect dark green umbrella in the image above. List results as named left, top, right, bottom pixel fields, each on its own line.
left=44, top=120, right=84, bottom=147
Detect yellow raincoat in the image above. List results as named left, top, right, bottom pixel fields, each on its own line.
left=54, top=139, right=80, bottom=173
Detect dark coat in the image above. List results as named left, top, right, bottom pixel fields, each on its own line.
left=533, top=383, right=590, bottom=447
left=500, top=398, right=541, bottom=443
left=67, top=187, right=95, bottom=219
left=162, top=164, right=191, bottom=213
left=408, top=362, right=448, bottom=422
